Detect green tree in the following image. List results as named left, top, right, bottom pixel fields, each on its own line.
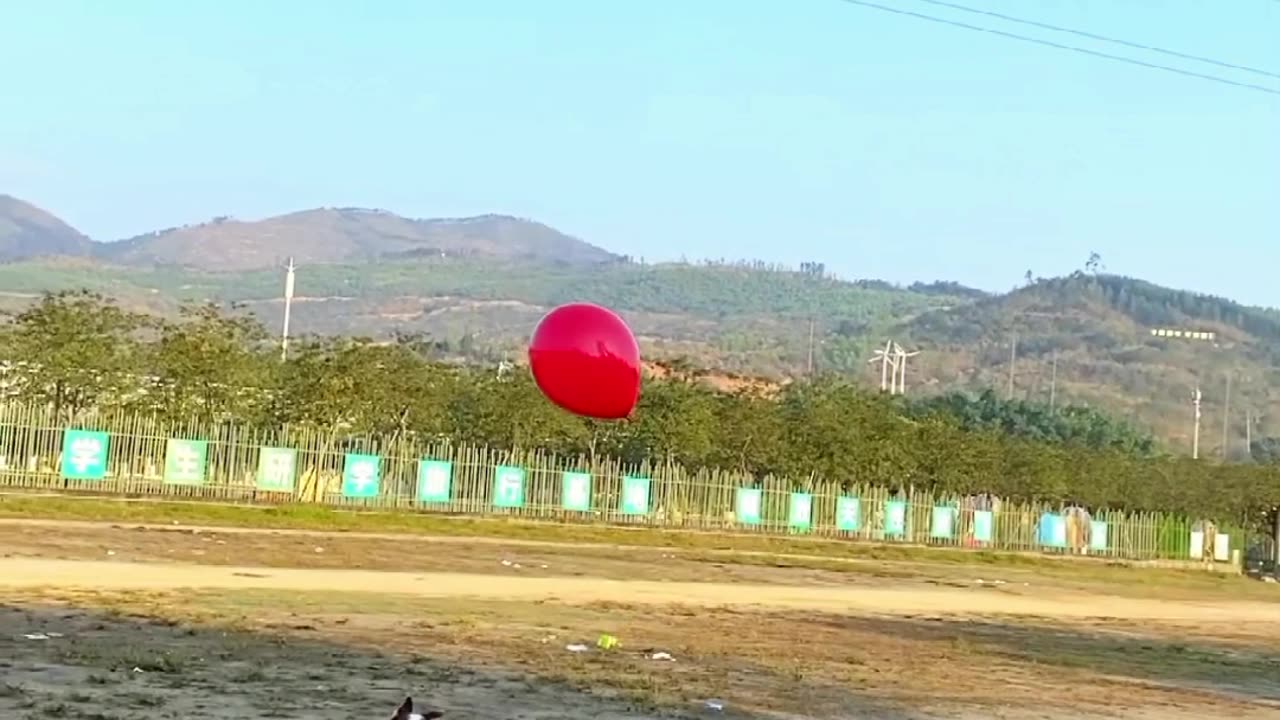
left=147, top=303, right=272, bottom=422
left=911, top=389, right=1155, bottom=455
left=448, top=370, right=589, bottom=453
left=5, top=291, right=147, bottom=417
left=609, top=378, right=717, bottom=467
left=2, top=286, right=1279, bottom=533
left=707, top=390, right=786, bottom=475
left=273, top=338, right=460, bottom=439
left=1250, top=437, right=1280, bottom=464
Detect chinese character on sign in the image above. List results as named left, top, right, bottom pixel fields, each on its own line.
left=789, top=492, right=813, bottom=528
left=350, top=461, right=375, bottom=492
left=422, top=468, right=446, bottom=494
left=736, top=488, right=763, bottom=525
left=619, top=477, right=650, bottom=515
left=68, top=438, right=102, bottom=474
left=836, top=497, right=860, bottom=531
left=163, top=439, right=208, bottom=485
left=342, top=453, right=381, bottom=498
left=930, top=506, right=955, bottom=539
left=61, top=429, right=110, bottom=480
left=417, top=460, right=452, bottom=503
left=256, top=447, right=297, bottom=492
left=497, top=474, right=520, bottom=503
left=562, top=472, right=591, bottom=511
left=884, top=500, right=907, bottom=537
left=493, top=466, right=525, bottom=508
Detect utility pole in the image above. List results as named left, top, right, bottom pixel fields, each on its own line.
left=1049, top=350, right=1058, bottom=412
left=280, top=257, right=296, bottom=362
left=1192, top=386, right=1202, bottom=460
left=1221, top=373, right=1232, bottom=460
left=1245, top=408, right=1253, bottom=458
left=1007, top=331, right=1017, bottom=400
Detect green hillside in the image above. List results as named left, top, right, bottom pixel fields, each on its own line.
left=0, top=258, right=971, bottom=375
left=0, top=290, right=1274, bottom=533
left=0, top=258, right=964, bottom=318
left=897, top=273, right=1280, bottom=458
left=2, top=258, right=1279, bottom=455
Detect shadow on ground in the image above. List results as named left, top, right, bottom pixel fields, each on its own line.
left=13, top=595, right=1269, bottom=720
left=808, top=613, right=1280, bottom=706
left=0, top=604, right=759, bottom=720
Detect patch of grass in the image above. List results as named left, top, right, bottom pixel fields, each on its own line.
left=0, top=493, right=1190, bottom=574
left=40, top=702, right=72, bottom=717
left=13, top=587, right=1279, bottom=718
left=981, top=621, right=1280, bottom=699
left=120, top=693, right=164, bottom=708
left=61, top=644, right=190, bottom=675
left=0, top=682, right=28, bottom=698
left=680, top=549, right=919, bottom=577
left=229, top=666, right=270, bottom=683
left=3, top=492, right=1271, bottom=601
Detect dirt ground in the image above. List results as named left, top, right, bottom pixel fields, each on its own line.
left=2, top=520, right=1279, bottom=719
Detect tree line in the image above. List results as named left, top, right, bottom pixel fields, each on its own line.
left=1055, top=274, right=1280, bottom=343
left=1, top=291, right=1276, bottom=531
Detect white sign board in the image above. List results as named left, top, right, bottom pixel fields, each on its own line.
left=1214, top=533, right=1230, bottom=562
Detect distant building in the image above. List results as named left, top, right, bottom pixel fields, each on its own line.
left=1150, top=328, right=1216, bottom=341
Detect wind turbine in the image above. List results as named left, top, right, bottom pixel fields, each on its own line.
left=868, top=341, right=897, bottom=393
left=891, top=342, right=920, bottom=396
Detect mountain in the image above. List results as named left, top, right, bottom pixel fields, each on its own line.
left=0, top=196, right=619, bottom=270
left=0, top=195, right=1276, bottom=455
left=101, top=208, right=619, bottom=271
left=0, top=254, right=1273, bottom=455
left=0, top=195, right=95, bottom=261
left=894, top=274, right=1280, bottom=458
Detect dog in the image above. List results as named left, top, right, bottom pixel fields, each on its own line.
left=391, top=696, right=443, bottom=720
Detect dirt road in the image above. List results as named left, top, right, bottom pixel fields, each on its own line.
left=3, top=522, right=1280, bottom=719
left=2, top=557, right=1275, bottom=623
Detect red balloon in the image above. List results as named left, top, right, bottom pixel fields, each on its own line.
left=528, top=303, right=641, bottom=420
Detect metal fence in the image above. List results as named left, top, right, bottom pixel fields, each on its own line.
left=0, top=403, right=1238, bottom=562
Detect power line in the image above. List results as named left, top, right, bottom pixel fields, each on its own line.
left=911, top=0, right=1280, bottom=80
left=835, top=0, right=1280, bottom=96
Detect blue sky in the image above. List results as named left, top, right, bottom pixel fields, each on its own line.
left=2, top=1, right=1277, bottom=304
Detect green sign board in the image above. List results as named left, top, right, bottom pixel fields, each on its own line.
left=417, top=460, right=452, bottom=503
left=60, top=429, right=109, bottom=480
left=341, top=453, right=381, bottom=498
left=1038, top=512, right=1067, bottom=547
left=884, top=500, right=907, bottom=537
left=1089, top=520, right=1109, bottom=551
left=493, top=465, right=526, bottom=508
left=735, top=488, right=763, bottom=525
left=788, top=492, right=813, bottom=529
left=835, top=496, right=860, bottom=531
left=620, top=476, right=651, bottom=515
left=163, top=439, right=208, bottom=485
left=561, top=472, right=592, bottom=511
left=973, top=510, right=994, bottom=543
left=255, top=447, right=297, bottom=492
left=930, top=506, right=956, bottom=539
